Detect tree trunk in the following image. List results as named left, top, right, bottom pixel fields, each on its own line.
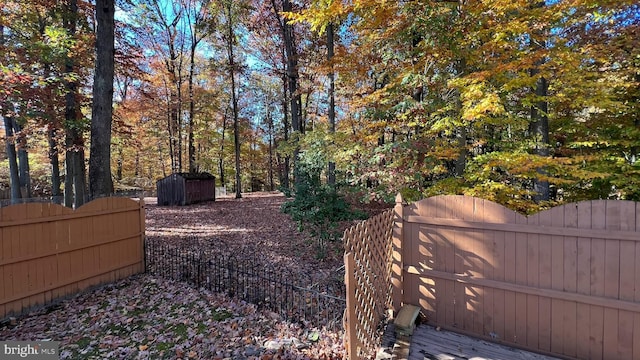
left=280, top=72, right=290, bottom=191
left=282, top=0, right=301, bottom=134
left=187, top=17, right=201, bottom=173
left=63, top=0, right=86, bottom=208
left=267, top=110, right=275, bottom=191
left=226, top=1, right=242, bottom=199
left=48, top=126, right=62, bottom=203
left=272, top=0, right=301, bottom=186
left=530, top=74, right=550, bottom=201
left=89, top=0, right=115, bottom=199
left=219, top=109, right=227, bottom=187
left=529, top=1, right=550, bottom=202
left=117, top=147, right=123, bottom=180
left=4, top=115, right=22, bottom=203
left=327, top=22, right=336, bottom=185
left=13, top=121, right=31, bottom=198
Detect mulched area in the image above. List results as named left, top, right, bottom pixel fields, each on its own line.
left=1, top=192, right=384, bottom=359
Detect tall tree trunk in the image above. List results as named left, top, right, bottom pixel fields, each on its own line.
left=187, top=6, right=204, bottom=173
left=226, top=1, right=242, bottom=199
left=89, top=0, right=115, bottom=199
left=272, top=0, right=301, bottom=186
left=530, top=74, right=550, bottom=201
left=281, top=0, right=301, bottom=134
left=48, top=126, right=62, bottom=203
left=529, top=1, right=550, bottom=202
left=219, top=109, right=227, bottom=188
left=280, top=71, right=290, bottom=191
left=327, top=23, right=336, bottom=185
left=177, top=85, right=183, bottom=172
left=188, top=55, right=197, bottom=173
left=42, top=55, right=62, bottom=203
left=267, top=110, right=275, bottom=191
left=3, top=115, right=21, bottom=203
left=64, top=0, right=86, bottom=208
left=164, top=80, right=176, bottom=172
left=14, top=121, right=31, bottom=198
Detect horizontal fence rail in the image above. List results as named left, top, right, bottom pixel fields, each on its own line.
left=145, top=238, right=346, bottom=330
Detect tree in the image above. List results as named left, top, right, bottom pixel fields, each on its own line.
left=89, top=0, right=115, bottom=199
left=185, top=0, right=212, bottom=173
left=63, top=0, right=88, bottom=208
left=0, top=22, right=22, bottom=203
left=221, top=0, right=242, bottom=198
left=326, top=22, right=336, bottom=185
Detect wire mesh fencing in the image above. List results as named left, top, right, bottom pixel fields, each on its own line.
left=144, top=237, right=346, bottom=330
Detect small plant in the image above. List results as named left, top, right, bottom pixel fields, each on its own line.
left=282, top=165, right=367, bottom=258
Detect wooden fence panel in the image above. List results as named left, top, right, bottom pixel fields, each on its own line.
left=399, top=195, right=640, bottom=360
left=0, top=198, right=145, bottom=319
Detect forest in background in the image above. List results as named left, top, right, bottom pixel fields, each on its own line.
left=1, top=0, right=638, bottom=213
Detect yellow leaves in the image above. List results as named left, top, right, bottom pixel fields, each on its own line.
left=449, top=77, right=506, bottom=123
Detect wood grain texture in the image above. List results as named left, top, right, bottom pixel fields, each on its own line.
left=0, top=198, right=145, bottom=319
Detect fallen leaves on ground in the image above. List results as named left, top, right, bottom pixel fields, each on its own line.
left=1, top=275, right=345, bottom=359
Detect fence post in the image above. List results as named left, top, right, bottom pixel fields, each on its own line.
left=139, top=198, right=146, bottom=273
left=344, top=252, right=359, bottom=360
left=391, top=193, right=404, bottom=315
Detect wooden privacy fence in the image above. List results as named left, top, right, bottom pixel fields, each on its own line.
left=1, top=197, right=146, bottom=319
left=343, top=194, right=640, bottom=360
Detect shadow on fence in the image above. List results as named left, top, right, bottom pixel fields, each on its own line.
left=144, top=238, right=346, bottom=330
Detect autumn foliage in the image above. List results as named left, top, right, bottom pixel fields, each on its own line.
left=1, top=0, right=638, bottom=213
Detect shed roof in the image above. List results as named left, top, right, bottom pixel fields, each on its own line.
left=163, top=172, right=216, bottom=181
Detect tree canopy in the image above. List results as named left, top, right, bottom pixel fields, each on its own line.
left=0, top=0, right=637, bottom=212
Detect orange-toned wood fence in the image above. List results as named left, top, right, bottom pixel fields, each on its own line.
left=0, top=197, right=146, bottom=319
left=344, top=194, right=640, bottom=360
left=343, top=208, right=395, bottom=358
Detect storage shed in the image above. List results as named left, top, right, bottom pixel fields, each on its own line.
left=156, top=172, right=216, bottom=206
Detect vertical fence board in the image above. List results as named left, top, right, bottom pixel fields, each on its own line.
left=442, top=198, right=456, bottom=327
left=420, top=225, right=437, bottom=316
left=618, top=202, right=636, bottom=359
left=514, top=213, right=528, bottom=346
left=537, top=209, right=552, bottom=352
left=575, top=202, right=592, bottom=359
left=503, top=208, right=517, bottom=344
left=603, top=201, right=621, bottom=359
left=589, top=201, right=606, bottom=359
left=488, top=202, right=506, bottom=341
left=560, top=204, right=578, bottom=358
left=473, top=198, right=486, bottom=336
left=452, top=197, right=466, bottom=329
left=526, top=213, right=540, bottom=349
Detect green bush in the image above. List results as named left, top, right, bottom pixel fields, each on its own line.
left=282, top=166, right=367, bottom=259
